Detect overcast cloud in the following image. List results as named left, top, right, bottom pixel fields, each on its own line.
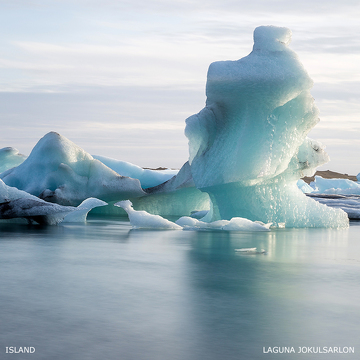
left=0, top=0, right=359, bottom=171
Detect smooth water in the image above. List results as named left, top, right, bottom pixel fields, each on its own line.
left=1, top=218, right=360, bottom=360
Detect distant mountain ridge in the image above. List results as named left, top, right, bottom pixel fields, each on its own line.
left=302, top=170, right=357, bottom=184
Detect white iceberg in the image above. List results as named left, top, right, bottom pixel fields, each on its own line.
left=62, top=198, right=108, bottom=223
left=0, top=179, right=107, bottom=225
left=115, top=200, right=182, bottom=229
left=0, top=132, right=145, bottom=206
left=311, top=176, right=360, bottom=195
left=184, top=25, right=348, bottom=228
left=0, top=147, right=27, bottom=173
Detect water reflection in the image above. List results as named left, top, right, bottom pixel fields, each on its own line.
left=0, top=221, right=359, bottom=360
left=182, top=228, right=359, bottom=359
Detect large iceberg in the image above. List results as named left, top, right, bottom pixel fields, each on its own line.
left=184, top=26, right=348, bottom=228
left=0, top=132, right=146, bottom=206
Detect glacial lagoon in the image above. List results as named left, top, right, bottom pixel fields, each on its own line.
left=1, top=217, right=359, bottom=360
left=1, top=25, right=359, bottom=360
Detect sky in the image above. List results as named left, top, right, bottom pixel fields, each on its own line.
left=0, top=0, right=359, bottom=173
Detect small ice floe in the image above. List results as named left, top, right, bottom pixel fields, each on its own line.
left=62, top=198, right=108, bottom=223
left=114, top=200, right=182, bottom=230
left=115, top=200, right=271, bottom=231
left=235, top=247, right=267, bottom=255
left=176, top=216, right=271, bottom=231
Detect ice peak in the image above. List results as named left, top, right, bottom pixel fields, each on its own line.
left=253, top=25, right=292, bottom=51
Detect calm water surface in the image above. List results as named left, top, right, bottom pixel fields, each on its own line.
left=1, top=218, right=360, bottom=360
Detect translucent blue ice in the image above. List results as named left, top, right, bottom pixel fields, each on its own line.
left=0, top=147, right=27, bottom=173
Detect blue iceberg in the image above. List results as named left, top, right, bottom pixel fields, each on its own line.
left=184, top=26, right=348, bottom=228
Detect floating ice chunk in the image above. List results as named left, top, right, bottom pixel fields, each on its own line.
left=115, top=201, right=269, bottom=231
left=1, top=132, right=145, bottom=206
left=175, top=215, right=270, bottom=231
left=307, top=194, right=360, bottom=220
left=62, top=198, right=107, bottom=223
left=184, top=25, right=348, bottom=228
left=0, top=147, right=27, bottom=173
left=93, top=155, right=178, bottom=188
left=222, top=218, right=270, bottom=231
left=175, top=216, right=200, bottom=227
left=311, top=176, right=360, bottom=195
left=235, top=248, right=266, bottom=254
left=115, top=200, right=182, bottom=229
